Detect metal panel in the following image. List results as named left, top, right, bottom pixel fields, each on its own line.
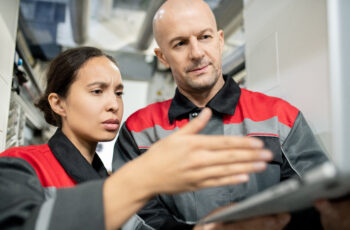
left=69, top=0, right=90, bottom=44
left=0, top=0, right=20, bottom=151
left=327, top=0, right=350, bottom=172
left=107, top=51, right=155, bottom=81
left=136, top=0, right=165, bottom=50
left=0, top=14, right=16, bottom=84
left=0, top=76, right=11, bottom=151
left=244, top=0, right=330, bottom=154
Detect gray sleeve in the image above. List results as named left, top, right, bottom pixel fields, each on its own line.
left=112, top=123, right=144, bottom=171
left=113, top=124, right=193, bottom=230
left=48, top=180, right=105, bottom=230
left=0, top=157, right=105, bottom=230
left=280, top=112, right=329, bottom=179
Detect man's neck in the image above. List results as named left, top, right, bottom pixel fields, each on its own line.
left=179, top=76, right=225, bottom=108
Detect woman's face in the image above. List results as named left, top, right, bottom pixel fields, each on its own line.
left=60, top=56, right=124, bottom=143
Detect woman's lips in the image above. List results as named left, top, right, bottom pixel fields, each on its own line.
left=102, top=119, right=120, bottom=131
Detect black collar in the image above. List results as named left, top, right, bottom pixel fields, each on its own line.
left=168, top=75, right=241, bottom=123
left=48, top=129, right=109, bottom=183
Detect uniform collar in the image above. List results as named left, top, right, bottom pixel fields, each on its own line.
left=48, top=129, right=109, bottom=183
left=168, top=75, right=241, bottom=124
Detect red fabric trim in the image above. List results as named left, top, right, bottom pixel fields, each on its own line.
left=1, top=145, right=76, bottom=188
left=126, top=99, right=189, bottom=132
left=247, top=133, right=280, bottom=137
left=223, top=89, right=299, bottom=128
left=126, top=89, right=299, bottom=132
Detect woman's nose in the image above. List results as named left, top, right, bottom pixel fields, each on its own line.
left=106, top=94, right=120, bottom=112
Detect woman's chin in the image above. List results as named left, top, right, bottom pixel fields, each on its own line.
left=97, top=132, right=118, bottom=142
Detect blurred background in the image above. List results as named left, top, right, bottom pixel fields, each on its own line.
left=0, top=0, right=332, bottom=172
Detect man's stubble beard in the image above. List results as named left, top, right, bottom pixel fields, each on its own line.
left=185, top=65, right=221, bottom=92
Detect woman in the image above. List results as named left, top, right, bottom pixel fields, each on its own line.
left=0, top=47, right=274, bottom=230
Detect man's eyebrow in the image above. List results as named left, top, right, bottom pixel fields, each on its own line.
left=199, top=28, right=214, bottom=35
left=169, top=36, right=187, bottom=46
left=168, top=28, right=215, bottom=46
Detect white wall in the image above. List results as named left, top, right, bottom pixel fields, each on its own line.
left=244, top=0, right=331, bottom=154
left=97, top=79, right=149, bottom=171
left=0, top=0, right=19, bottom=151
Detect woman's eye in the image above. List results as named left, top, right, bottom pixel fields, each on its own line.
left=91, top=89, right=103, bottom=94
left=116, top=91, right=124, bottom=97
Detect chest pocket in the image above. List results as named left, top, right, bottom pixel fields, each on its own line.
left=246, top=136, right=283, bottom=192
left=255, top=136, right=283, bottom=165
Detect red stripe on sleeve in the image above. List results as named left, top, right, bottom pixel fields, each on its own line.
left=247, top=133, right=280, bottom=137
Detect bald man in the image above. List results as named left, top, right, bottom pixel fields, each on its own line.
left=113, top=0, right=328, bottom=229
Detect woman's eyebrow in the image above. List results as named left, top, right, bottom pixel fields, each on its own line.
left=86, top=81, right=108, bottom=87
left=86, top=82, right=124, bottom=90
left=116, top=83, right=124, bottom=90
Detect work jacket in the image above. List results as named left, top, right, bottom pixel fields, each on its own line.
left=114, top=76, right=328, bottom=230
left=0, top=129, right=108, bottom=230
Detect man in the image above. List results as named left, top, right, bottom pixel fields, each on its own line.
left=113, top=0, right=330, bottom=229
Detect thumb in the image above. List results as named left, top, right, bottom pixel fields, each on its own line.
left=176, top=108, right=212, bottom=135
left=315, top=200, right=334, bottom=216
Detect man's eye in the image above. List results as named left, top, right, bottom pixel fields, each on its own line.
left=91, top=89, right=103, bottom=94
left=175, top=41, right=185, bottom=47
left=200, top=35, right=210, bottom=40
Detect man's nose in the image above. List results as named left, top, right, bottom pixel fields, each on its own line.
left=189, top=38, right=204, bottom=60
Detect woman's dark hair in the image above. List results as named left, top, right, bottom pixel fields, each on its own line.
left=35, top=46, right=118, bottom=127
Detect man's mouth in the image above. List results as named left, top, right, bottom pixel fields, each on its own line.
left=188, top=64, right=209, bottom=74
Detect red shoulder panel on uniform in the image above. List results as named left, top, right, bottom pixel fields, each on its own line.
left=126, top=99, right=189, bottom=132
left=1, top=145, right=76, bottom=188
left=224, top=89, right=299, bottom=128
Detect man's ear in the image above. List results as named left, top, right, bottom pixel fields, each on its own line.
left=154, top=48, right=170, bottom=69
left=218, top=30, right=225, bottom=51
left=48, top=93, right=66, bottom=117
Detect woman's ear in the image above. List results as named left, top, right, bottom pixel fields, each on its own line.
left=48, top=93, right=66, bottom=117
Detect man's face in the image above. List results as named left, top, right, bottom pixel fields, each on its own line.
left=155, top=4, right=224, bottom=94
